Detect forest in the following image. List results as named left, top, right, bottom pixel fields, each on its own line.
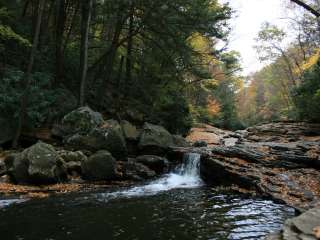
left=0, top=0, right=319, bottom=146
left=0, top=1, right=320, bottom=240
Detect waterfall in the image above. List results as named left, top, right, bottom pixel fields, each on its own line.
left=101, top=153, right=203, bottom=199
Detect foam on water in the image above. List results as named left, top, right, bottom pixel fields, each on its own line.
left=100, top=153, right=203, bottom=199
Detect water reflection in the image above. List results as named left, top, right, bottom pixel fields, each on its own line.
left=0, top=188, right=295, bottom=240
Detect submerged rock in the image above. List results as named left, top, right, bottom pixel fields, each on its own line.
left=6, top=142, right=67, bottom=184
left=81, top=150, right=117, bottom=181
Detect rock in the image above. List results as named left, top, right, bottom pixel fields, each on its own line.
left=186, top=124, right=231, bottom=146
left=135, top=155, right=169, bottom=174
left=65, top=120, right=127, bottom=160
left=6, top=142, right=67, bottom=184
left=0, top=117, right=15, bottom=145
left=58, top=150, right=87, bottom=163
left=193, top=140, right=208, bottom=147
left=62, top=106, right=104, bottom=135
left=121, top=120, right=140, bottom=141
left=280, top=207, right=320, bottom=240
left=81, top=150, right=117, bottom=180
left=172, top=135, right=190, bottom=147
left=123, top=161, right=156, bottom=181
left=138, top=123, right=174, bottom=155
left=58, top=150, right=87, bottom=176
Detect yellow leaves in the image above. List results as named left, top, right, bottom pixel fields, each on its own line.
left=207, top=97, right=220, bottom=116
left=294, top=49, right=320, bottom=75
left=188, top=32, right=219, bottom=66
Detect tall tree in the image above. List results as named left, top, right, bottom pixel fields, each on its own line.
left=12, top=0, right=46, bottom=148
left=79, top=0, right=93, bottom=106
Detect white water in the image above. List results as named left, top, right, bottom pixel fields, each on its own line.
left=100, top=153, right=203, bottom=199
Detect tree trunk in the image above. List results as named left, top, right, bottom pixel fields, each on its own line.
left=12, top=0, right=46, bottom=148
left=290, top=0, right=320, bottom=17
left=79, top=0, right=93, bottom=107
left=55, top=0, right=66, bottom=85
left=126, top=1, right=134, bottom=89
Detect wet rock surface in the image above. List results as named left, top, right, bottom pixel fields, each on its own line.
left=183, top=122, right=320, bottom=211
left=180, top=122, right=320, bottom=239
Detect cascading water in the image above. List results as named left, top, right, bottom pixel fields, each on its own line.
left=101, top=153, right=203, bottom=199
left=0, top=152, right=295, bottom=240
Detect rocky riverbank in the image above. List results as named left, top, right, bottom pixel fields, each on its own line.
left=1, top=109, right=319, bottom=239
left=177, top=122, right=320, bottom=239
left=0, top=106, right=189, bottom=199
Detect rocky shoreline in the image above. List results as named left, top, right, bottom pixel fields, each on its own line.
left=1, top=108, right=319, bottom=239
left=177, top=122, right=320, bottom=240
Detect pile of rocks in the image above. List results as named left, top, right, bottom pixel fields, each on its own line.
left=1, top=106, right=189, bottom=184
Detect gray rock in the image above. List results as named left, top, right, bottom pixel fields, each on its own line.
left=135, top=155, right=169, bottom=174
left=280, top=207, right=320, bottom=239
left=193, top=140, right=208, bottom=147
left=172, top=135, right=190, bottom=147
left=65, top=120, right=127, bottom=160
left=121, top=120, right=140, bottom=141
left=123, top=161, right=156, bottom=181
left=139, top=123, right=174, bottom=154
left=58, top=150, right=87, bottom=163
left=81, top=150, right=117, bottom=180
left=7, top=142, right=67, bottom=184
left=62, top=106, right=104, bottom=135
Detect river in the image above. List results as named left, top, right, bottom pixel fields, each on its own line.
left=0, top=153, right=295, bottom=240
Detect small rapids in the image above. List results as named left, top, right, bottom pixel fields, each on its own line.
left=0, top=152, right=296, bottom=240
left=99, top=153, right=203, bottom=199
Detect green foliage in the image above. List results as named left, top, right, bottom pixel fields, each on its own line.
left=293, top=61, right=320, bottom=122
left=0, top=25, right=31, bottom=48
left=0, top=69, right=74, bottom=128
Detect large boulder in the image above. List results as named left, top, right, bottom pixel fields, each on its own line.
left=269, top=207, right=320, bottom=240
left=65, top=120, right=127, bottom=160
left=135, top=155, right=169, bottom=174
left=61, top=106, right=104, bottom=135
left=6, top=142, right=67, bottom=184
left=172, top=135, right=190, bottom=147
left=121, top=120, right=140, bottom=141
left=138, top=123, right=174, bottom=155
left=0, top=117, right=15, bottom=145
left=81, top=150, right=117, bottom=181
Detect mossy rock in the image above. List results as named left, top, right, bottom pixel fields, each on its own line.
left=8, top=142, right=67, bottom=184
left=62, top=106, right=104, bottom=135
left=81, top=150, right=117, bottom=180
left=65, top=120, right=127, bottom=160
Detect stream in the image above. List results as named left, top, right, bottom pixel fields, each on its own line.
left=0, top=153, right=295, bottom=240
